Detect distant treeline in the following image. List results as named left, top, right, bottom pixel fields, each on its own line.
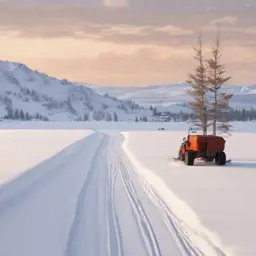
left=152, top=108, right=256, bottom=122
left=4, top=107, right=49, bottom=121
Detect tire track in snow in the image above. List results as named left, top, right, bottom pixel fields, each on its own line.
left=64, top=132, right=224, bottom=256
left=138, top=175, right=226, bottom=256
left=106, top=150, right=124, bottom=256
left=65, top=133, right=109, bottom=256
left=112, top=150, right=162, bottom=256
left=65, top=134, right=125, bottom=256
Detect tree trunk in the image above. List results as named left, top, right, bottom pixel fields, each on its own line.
left=213, top=90, right=217, bottom=135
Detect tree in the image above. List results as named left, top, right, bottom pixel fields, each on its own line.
left=93, top=110, right=105, bottom=121
left=14, top=109, right=20, bottom=120
left=142, top=116, right=148, bottom=122
left=25, top=112, right=30, bottom=121
left=20, top=109, right=25, bottom=120
left=83, top=113, right=89, bottom=121
left=105, top=112, right=112, bottom=121
left=114, top=112, right=118, bottom=122
left=187, top=35, right=210, bottom=135
left=5, top=107, right=13, bottom=119
left=152, top=107, right=158, bottom=116
left=207, top=30, right=232, bottom=134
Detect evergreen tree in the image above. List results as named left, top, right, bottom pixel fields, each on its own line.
left=5, top=107, right=13, bottom=119
left=25, top=112, right=30, bottom=121
left=187, top=35, right=210, bottom=135
left=207, top=31, right=232, bottom=134
left=14, top=109, right=20, bottom=120
left=142, top=116, right=148, bottom=122
left=83, top=113, right=89, bottom=121
left=114, top=112, right=118, bottom=122
left=20, top=109, right=25, bottom=120
left=106, top=112, right=112, bottom=121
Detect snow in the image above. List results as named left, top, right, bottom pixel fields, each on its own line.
left=91, top=83, right=256, bottom=111
left=0, top=121, right=256, bottom=256
left=0, top=131, right=212, bottom=256
left=122, top=129, right=256, bottom=256
left=0, top=129, right=92, bottom=185
left=0, top=120, right=187, bottom=131
left=0, top=60, right=151, bottom=121
left=0, top=120, right=255, bottom=132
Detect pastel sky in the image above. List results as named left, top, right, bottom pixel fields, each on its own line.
left=0, top=0, right=255, bottom=86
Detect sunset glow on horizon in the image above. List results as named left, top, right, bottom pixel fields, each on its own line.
left=0, top=1, right=255, bottom=86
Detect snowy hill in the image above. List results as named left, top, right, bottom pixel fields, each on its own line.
left=91, top=83, right=256, bottom=112
left=0, top=61, right=151, bottom=121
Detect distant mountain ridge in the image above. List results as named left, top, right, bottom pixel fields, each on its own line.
left=0, top=60, right=151, bottom=121
left=90, top=83, right=256, bottom=112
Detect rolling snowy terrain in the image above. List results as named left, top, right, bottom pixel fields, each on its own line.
left=91, top=83, right=256, bottom=112
left=0, top=121, right=256, bottom=256
left=0, top=61, right=151, bottom=122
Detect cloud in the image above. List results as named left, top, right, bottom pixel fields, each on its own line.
left=0, top=3, right=255, bottom=85
left=14, top=44, right=255, bottom=86
left=103, top=0, right=129, bottom=8
left=211, top=16, right=238, bottom=25
left=35, top=47, right=194, bottom=85
left=154, top=25, right=194, bottom=36
left=245, top=27, right=256, bottom=34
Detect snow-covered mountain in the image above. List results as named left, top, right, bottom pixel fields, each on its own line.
left=91, top=83, right=256, bottom=112
left=0, top=61, right=152, bottom=121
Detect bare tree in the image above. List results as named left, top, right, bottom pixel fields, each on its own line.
left=207, top=31, right=232, bottom=135
left=187, top=35, right=210, bottom=135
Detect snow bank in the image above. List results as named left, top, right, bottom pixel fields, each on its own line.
left=122, top=132, right=230, bottom=256
left=0, top=130, right=93, bottom=185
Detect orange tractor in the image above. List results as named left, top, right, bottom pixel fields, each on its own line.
left=176, top=134, right=228, bottom=166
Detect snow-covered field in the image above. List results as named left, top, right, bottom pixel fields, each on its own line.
left=0, top=130, right=92, bottom=185
left=123, top=129, right=256, bottom=256
left=0, top=121, right=255, bottom=256
left=0, top=120, right=256, bottom=132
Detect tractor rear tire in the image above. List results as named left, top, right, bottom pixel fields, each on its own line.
left=185, top=151, right=195, bottom=166
left=215, top=152, right=226, bottom=166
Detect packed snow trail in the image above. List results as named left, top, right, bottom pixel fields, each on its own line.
left=0, top=132, right=225, bottom=256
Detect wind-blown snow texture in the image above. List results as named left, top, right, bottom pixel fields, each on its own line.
left=0, top=60, right=151, bottom=121
left=91, top=83, right=256, bottom=112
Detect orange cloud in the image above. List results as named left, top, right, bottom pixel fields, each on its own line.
left=0, top=4, right=255, bottom=85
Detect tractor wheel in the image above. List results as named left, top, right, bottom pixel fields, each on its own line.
left=179, top=150, right=185, bottom=161
left=185, top=151, right=195, bottom=166
left=215, top=152, right=226, bottom=166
